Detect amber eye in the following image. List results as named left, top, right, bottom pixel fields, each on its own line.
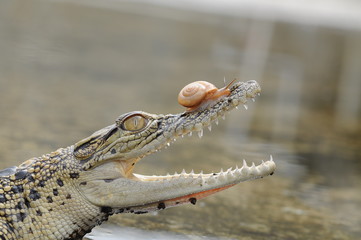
left=121, top=114, right=148, bottom=131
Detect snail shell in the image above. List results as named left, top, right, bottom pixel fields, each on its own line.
left=178, top=81, right=217, bottom=108
left=178, top=80, right=235, bottom=111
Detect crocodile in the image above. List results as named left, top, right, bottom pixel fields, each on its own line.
left=0, top=80, right=275, bottom=240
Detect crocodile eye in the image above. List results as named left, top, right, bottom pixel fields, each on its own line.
left=121, top=114, right=148, bottom=131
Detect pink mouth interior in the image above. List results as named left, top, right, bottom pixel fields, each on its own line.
left=161, top=184, right=236, bottom=207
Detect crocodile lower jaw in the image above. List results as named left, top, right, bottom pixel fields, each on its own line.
left=128, top=157, right=275, bottom=211
left=79, top=156, right=275, bottom=211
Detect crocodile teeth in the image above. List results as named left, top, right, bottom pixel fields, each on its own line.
left=243, top=104, right=248, bottom=110
left=242, top=159, right=248, bottom=167
left=208, top=125, right=212, bottom=132
left=198, top=129, right=203, bottom=138
left=133, top=156, right=275, bottom=182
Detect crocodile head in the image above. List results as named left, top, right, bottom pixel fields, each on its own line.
left=73, top=80, right=275, bottom=213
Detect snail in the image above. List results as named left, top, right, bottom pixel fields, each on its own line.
left=178, top=79, right=236, bottom=111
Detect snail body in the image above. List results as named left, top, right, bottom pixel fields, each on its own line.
left=178, top=79, right=236, bottom=111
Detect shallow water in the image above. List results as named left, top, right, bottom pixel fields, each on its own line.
left=0, top=1, right=360, bottom=239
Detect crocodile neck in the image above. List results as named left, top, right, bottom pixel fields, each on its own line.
left=0, top=147, right=105, bottom=239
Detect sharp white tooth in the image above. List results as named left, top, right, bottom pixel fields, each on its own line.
left=235, top=106, right=239, bottom=109
left=188, top=132, right=192, bottom=137
left=215, top=119, right=219, bottom=125
left=243, top=104, right=248, bottom=110
left=235, top=165, right=239, bottom=170
left=181, top=169, right=186, bottom=175
left=198, top=129, right=203, bottom=138
left=167, top=142, right=170, bottom=147
left=250, top=162, right=256, bottom=171
left=252, top=98, right=255, bottom=102
left=242, top=159, right=248, bottom=167
left=208, top=125, right=212, bottom=131
left=258, top=93, right=261, bottom=96
left=227, top=167, right=233, bottom=173
left=270, top=155, right=274, bottom=162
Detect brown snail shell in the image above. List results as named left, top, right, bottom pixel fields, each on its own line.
left=178, top=79, right=236, bottom=111
left=178, top=81, right=216, bottom=108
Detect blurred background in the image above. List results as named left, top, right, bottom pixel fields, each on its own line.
left=0, top=0, right=360, bottom=239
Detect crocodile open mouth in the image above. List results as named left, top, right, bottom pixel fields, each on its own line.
left=78, top=80, right=276, bottom=212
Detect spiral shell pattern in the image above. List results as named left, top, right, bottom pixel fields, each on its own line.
left=178, top=81, right=216, bottom=108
